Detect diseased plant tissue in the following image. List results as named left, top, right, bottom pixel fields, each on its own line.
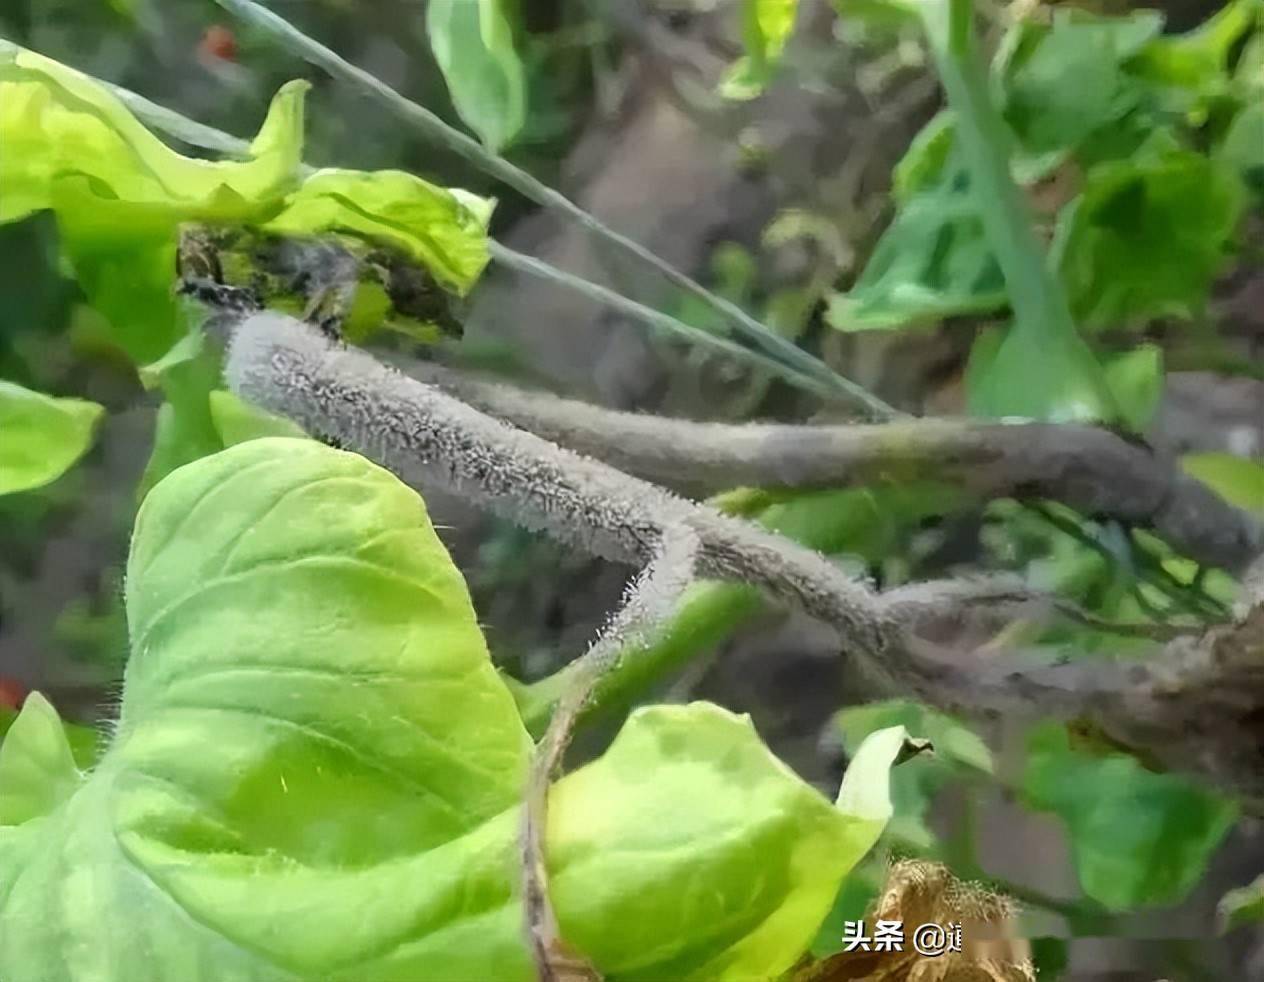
left=1, top=0, right=1262, bottom=979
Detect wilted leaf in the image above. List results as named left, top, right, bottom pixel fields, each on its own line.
left=0, top=439, right=899, bottom=980
left=427, top=0, right=527, bottom=151
left=0, top=380, right=103, bottom=495
left=792, top=860, right=1035, bottom=981
left=1022, top=722, right=1236, bottom=910
left=0, top=42, right=306, bottom=360
left=266, top=169, right=493, bottom=295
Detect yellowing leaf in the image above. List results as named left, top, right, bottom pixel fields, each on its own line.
left=0, top=439, right=898, bottom=980
left=266, top=169, right=493, bottom=295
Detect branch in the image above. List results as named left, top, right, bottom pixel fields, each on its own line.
left=224, top=312, right=1264, bottom=807
left=402, top=361, right=1263, bottom=575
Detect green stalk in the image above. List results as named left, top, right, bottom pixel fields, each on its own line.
left=917, top=0, right=1120, bottom=422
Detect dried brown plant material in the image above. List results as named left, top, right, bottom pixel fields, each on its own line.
left=790, top=860, right=1035, bottom=982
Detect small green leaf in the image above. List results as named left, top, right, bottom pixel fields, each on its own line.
left=1181, top=453, right=1264, bottom=515
left=1129, top=0, right=1262, bottom=94
left=892, top=111, right=956, bottom=201
left=1217, top=102, right=1264, bottom=194
left=836, top=701, right=991, bottom=849
left=1053, top=143, right=1246, bottom=328
left=208, top=391, right=308, bottom=446
left=0, top=381, right=103, bottom=495
left=266, top=168, right=493, bottom=295
left=1219, top=874, right=1264, bottom=932
left=1022, top=722, right=1236, bottom=910
left=137, top=331, right=225, bottom=499
left=427, top=0, right=527, bottom=152
left=0, top=693, right=81, bottom=826
left=827, top=178, right=1007, bottom=332
left=1102, top=343, right=1163, bottom=431
left=720, top=0, right=800, bottom=101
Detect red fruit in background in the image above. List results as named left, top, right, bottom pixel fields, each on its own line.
left=199, top=25, right=238, bottom=63
left=0, top=677, right=27, bottom=710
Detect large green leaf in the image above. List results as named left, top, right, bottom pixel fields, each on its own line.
left=427, top=0, right=527, bottom=152
left=0, top=380, right=103, bottom=495
left=997, top=9, right=1163, bottom=155
left=1022, top=722, right=1236, bottom=910
left=0, top=438, right=896, bottom=980
left=1053, top=142, right=1245, bottom=327
left=265, top=169, right=493, bottom=295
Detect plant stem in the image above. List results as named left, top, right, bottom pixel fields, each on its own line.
left=917, top=0, right=1119, bottom=420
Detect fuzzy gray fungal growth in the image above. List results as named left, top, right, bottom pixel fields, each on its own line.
left=521, top=529, right=700, bottom=979
left=225, top=312, right=891, bottom=662
left=223, top=312, right=1264, bottom=810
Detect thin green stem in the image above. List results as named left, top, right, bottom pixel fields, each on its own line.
left=917, top=0, right=1119, bottom=420
left=215, top=0, right=900, bottom=418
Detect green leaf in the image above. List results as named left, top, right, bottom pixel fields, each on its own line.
left=266, top=169, right=493, bottom=295
left=998, top=9, right=1163, bottom=155
left=427, top=0, right=527, bottom=152
left=0, top=380, right=103, bottom=495
left=892, top=111, right=956, bottom=201
left=965, top=324, right=1116, bottom=423
left=719, top=0, right=800, bottom=101
left=0, top=439, right=894, bottom=980
left=0, top=42, right=307, bottom=361
left=208, top=390, right=308, bottom=446
left=1053, top=144, right=1246, bottom=327
left=137, top=331, right=225, bottom=498
left=1102, top=343, right=1163, bottom=431
left=1217, top=102, right=1264, bottom=194
left=827, top=177, right=1007, bottom=331
left=1022, top=722, right=1236, bottom=910
left=1219, top=874, right=1264, bottom=931
left=1129, top=0, right=1262, bottom=94
left=836, top=701, right=991, bottom=850
left=1181, top=453, right=1264, bottom=515
left=0, top=693, right=82, bottom=826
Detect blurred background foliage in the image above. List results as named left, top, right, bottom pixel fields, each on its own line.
left=1, top=0, right=1262, bottom=978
